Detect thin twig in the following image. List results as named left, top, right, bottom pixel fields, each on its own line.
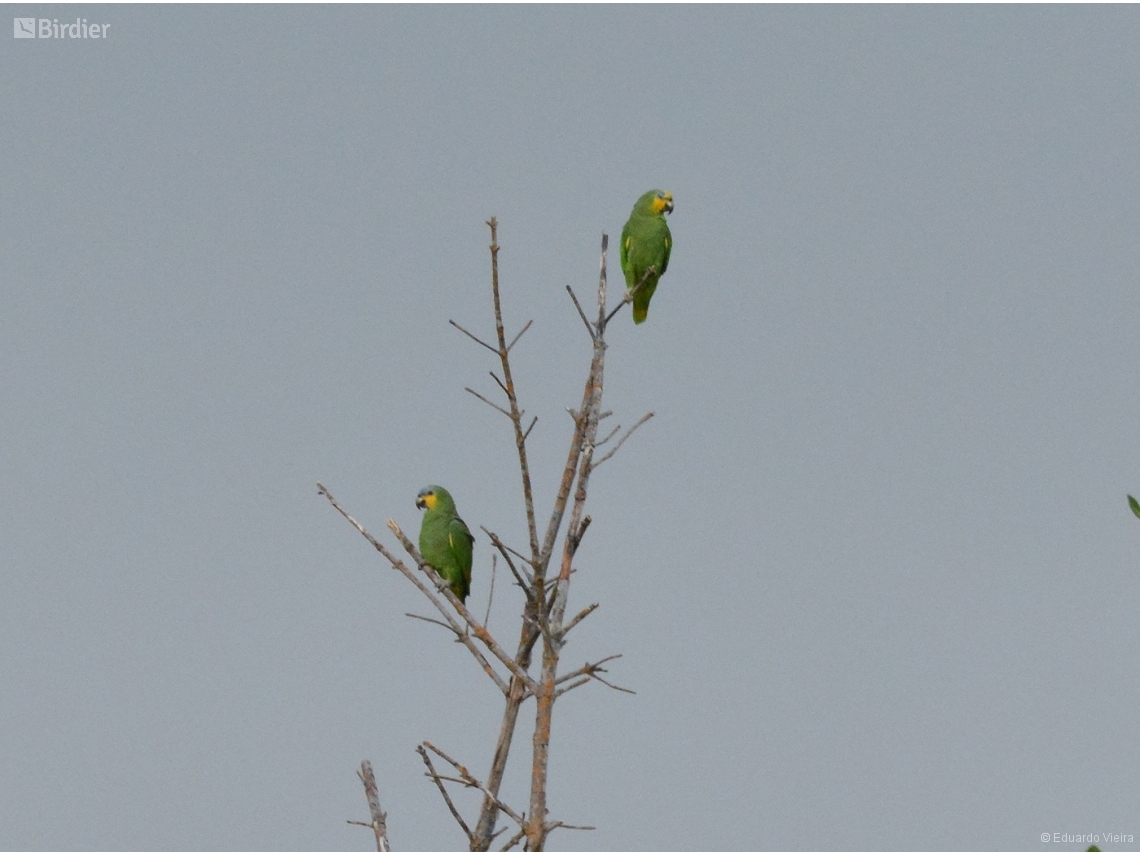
left=500, top=827, right=528, bottom=851
left=546, top=821, right=597, bottom=833
left=593, top=412, right=654, bottom=466
left=490, top=371, right=510, bottom=397
left=507, top=319, right=533, bottom=353
left=522, top=415, right=537, bottom=442
left=590, top=672, right=635, bottom=694
left=466, top=386, right=512, bottom=418
left=450, top=319, right=498, bottom=353
left=602, top=292, right=631, bottom=327
left=566, top=284, right=595, bottom=339
left=596, top=422, right=621, bottom=448
left=405, top=612, right=460, bottom=636
left=551, top=652, right=634, bottom=696
left=554, top=676, right=590, bottom=698
left=482, top=529, right=534, bottom=571
left=562, top=602, right=599, bottom=636
left=555, top=653, right=623, bottom=685
left=484, top=553, right=496, bottom=628
left=431, top=773, right=472, bottom=787
left=482, top=529, right=534, bottom=594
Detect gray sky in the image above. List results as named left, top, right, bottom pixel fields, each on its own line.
left=3, top=5, right=1140, bottom=851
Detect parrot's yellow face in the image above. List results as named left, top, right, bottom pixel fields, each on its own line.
left=653, top=191, right=674, bottom=215
left=415, top=488, right=438, bottom=510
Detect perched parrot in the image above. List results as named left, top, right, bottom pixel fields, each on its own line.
left=620, top=189, right=674, bottom=324
left=415, top=485, right=474, bottom=603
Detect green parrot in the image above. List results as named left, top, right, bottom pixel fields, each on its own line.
left=415, top=485, right=474, bottom=603
left=620, top=189, right=674, bottom=324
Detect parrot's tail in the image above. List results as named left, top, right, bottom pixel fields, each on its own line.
left=632, top=303, right=648, bottom=324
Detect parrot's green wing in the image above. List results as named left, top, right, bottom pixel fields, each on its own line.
left=620, top=219, right=632, bottom=281
left=447, top=515, right=474, bottom=601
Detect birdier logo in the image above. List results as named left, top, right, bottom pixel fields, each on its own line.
left=13, top=17, right=110, bottom=38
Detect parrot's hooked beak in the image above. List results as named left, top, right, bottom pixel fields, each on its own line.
left=415, top=496, right=427, bottom=509
left=663, top=198, right=674, bottom=214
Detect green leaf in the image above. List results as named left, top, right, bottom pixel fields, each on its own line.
left=1130, top=495, right=1140, bottom=519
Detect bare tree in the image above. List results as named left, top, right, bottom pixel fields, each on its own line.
left=324, top=218, right=653, bottom=851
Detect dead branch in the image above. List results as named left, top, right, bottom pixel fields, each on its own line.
left=552, top=652, right=635, bottom=696
left=481, top=529, right=534, bottom=595
left=417, top=745, right=473, bottom=845
left=588, top=671, right=635, bottom=695
left=474, top=661, right=535, bottom=850
left=405, top=612, right=459, bottom=635
left=484, top=553, right=496, bottom=628
left=352, top=760, right=391, bottom=852
left=500, top=827, right=528, bottom=851
left=424, top=741, right=528, bottom=830
left=561, top=602, right=598, bottom=636
left=490, top=371, right=510, bottom=397
left=450, top=319, right=498, bottom=353
left=596, top=422, right=622, bottom=447
left=568, top=515, right=591, bottom=553
left=316, top=483, right=515, bottom=696
left=553, top=676, right=590, bottom=698
left=566, top=284, right=595, bottom=339
left=593, top=412, right=654, bottom=467
left=554, top=654, right=623, bottom=685
left=537, top=368, right=589, bottom=572
left=506, top=319, right=533, bottom=353
left=328, top=223, right=637, bottom=852
left=386, top=518, right=537, bottom=693
left=481, top=528, right=534, bottom=572
left=484, top=218, right=541, bottom=560
left=546, top=821, right=597, bottom=833
left=602, top=264, right=656, bottom=328
left=466, top=386, right=512, bottom=418
left=471, top=218, right=547, bottom=849
left=524, top=233, right=628, bottom=849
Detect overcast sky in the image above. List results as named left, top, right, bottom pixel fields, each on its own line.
left=3, top=5, right=1140, bottom=851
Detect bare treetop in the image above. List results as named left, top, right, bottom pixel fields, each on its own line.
left=325, top=219, right=649, bottom=851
